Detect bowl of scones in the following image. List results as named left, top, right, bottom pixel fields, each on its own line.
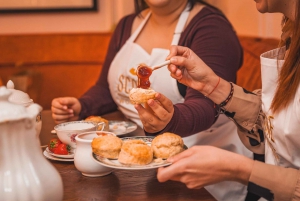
left=91, top=132, right=187, bottom=169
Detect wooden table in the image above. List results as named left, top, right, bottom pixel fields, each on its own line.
left=40, top=110, right=216, bottom=201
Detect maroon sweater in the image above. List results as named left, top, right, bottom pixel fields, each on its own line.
left=79, top=6, right=243, bottom=137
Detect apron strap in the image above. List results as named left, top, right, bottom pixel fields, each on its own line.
left=171, top=3, right=191, bottom=45
left=129, top=3, right=191, bottom=45
left=128, top=12, right=151, bottom=42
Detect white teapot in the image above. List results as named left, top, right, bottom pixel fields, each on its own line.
left=6, top=80, right=42, bottom=136
left=0, top=86, right=63, bottom=201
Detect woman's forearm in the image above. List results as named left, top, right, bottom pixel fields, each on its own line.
left=249, top=161, right=300, bottom=201
left=200, top=77, right=232, bottom=105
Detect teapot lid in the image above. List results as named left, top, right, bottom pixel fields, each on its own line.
left=0, top=86, right=40, bottom=122
left=7, top=80, right=33, bottom=107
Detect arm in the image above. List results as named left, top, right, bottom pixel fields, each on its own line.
left=78, top=15, right=134, bottom=119
left=223, top=84, right=265, bottom=154
left=166, top=45, right=300, bottom=201
left=220, top=84, right=300, bottom=200
left=157, top=146, right=300, bottom=201
left=147, top=9, right=243, bottom=136
left=249, top=161, right=300, bottom=201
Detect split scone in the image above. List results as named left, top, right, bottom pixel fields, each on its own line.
left=151, top=132, right=184, bottom=159
left=91, top=135, right=123, bottom=159
left=129, top=88, right=156, bottom=104
left=118, top=140, right=153, bottom=165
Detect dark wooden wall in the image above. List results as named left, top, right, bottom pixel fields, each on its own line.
left=0, top=33, right=111, bottom=109
left=0, top=33, right=279, bottom=110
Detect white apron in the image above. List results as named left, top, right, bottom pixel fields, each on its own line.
left=261, top=47, right=300, bottom=168
left=108, top=5, right=252, bottom=201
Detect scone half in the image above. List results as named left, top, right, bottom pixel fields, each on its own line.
left=129, top=88, right=156, bottom=104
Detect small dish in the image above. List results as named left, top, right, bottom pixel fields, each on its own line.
left=108, top=121, right=137, bottom=135
left=43, top=150, right=74, bottom=162
left=92, top=136, right=187, bottom=170
left=45, top=147, right=75, bottom=159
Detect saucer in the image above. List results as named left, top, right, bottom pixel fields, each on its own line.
left=46, top=147, right=75, bottom=159
left=108, top=121, right=137, bottom=135
left=43, top=150, right=74, bottom=162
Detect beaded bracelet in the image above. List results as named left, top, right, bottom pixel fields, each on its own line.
left=218, top=82, right=234, bottom=108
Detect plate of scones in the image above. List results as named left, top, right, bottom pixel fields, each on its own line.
left=91, top=133, right=187, bottom=170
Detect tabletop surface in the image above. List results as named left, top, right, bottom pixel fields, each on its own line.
left=40, top=110, right=216, bottom=201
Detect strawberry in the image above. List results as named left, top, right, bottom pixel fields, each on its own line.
left=53, top=144, right=69, bottom=155
left=48, top=138, right=62, bottom=153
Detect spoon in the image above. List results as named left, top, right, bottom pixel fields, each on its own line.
left=135, top=60, right=171, bottom=88
left=130, top=60, right=171, bottom=76
left=151, top=60, right=171, bottom=71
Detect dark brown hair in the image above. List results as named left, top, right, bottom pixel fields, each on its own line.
left=271, top=1, right=300, bottom=113
left=134, top=0, right=220, bottom=14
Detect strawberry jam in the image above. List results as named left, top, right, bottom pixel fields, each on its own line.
left=137, top=64, right=152, bottom=89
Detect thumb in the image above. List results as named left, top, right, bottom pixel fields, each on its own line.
left=169, top=55, right=197, bottom=73
left=169, top=56, right=186, bottom=66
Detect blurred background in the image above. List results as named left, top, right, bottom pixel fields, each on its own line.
left=0, top=0, right=281, bottom=110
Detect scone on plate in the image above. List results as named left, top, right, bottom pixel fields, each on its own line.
left=91, top=135, right=122, bottom=159
left=118, top=140, right=153, bottom=165
left=85, top=116, right=109, bottom=131
left=151, top=132, right=184, bottom=159
left=129, top=88, right=156, bottom=104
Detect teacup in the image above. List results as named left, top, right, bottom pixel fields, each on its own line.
left=54, top=121, right=105, bottom=148
left=74, top=131, right=115, bottom=177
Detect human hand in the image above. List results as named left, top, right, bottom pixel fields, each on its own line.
left=51, top=97, right=81, bottom=124
left=166, top=45, right=217, bottom=93
left=134, top=93, right=174, bottom=133
left=157, top=146, right=253, bottom=188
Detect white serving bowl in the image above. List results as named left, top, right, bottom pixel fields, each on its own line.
left=54, top=121, right=101, bottom=148
left=74, top=131, right=115, bottom=177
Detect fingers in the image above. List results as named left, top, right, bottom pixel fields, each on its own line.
left=148, top=93, right=174, bottom=114
left=167, top=46, right=191, bottom=66
left=167, top=148, right=194, bottom=163
left=166, top=45, right=189, bottom=60
left=166, top=46, right=193, bottom=82
left=52, top=98, right=73, bottom=115
left=134, top=104, right=158, bottom=130
left=51, top=97, right=80, bottom=124
left=170, top=56, right=196, bottom=73
left=52, top=113, right=73, bottom=124
left=157, top=148, right=197, bottom=182
left=134, top=92, right=174, bottom=133
left=57, top=97, right=77, bottom=109
left=157, top=157, right=187, bottom=183
left=52, top=98, right=67, bottom=110
left=168, top=65, right=184, bottom=82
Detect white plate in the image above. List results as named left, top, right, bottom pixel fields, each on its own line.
left=92, top=136, right=187, bottom=170
left=46, top=147, right=75, bottom=159
left=109, top=121, right=137, bottom=135
left=43, top=150, right=74, bottom=162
